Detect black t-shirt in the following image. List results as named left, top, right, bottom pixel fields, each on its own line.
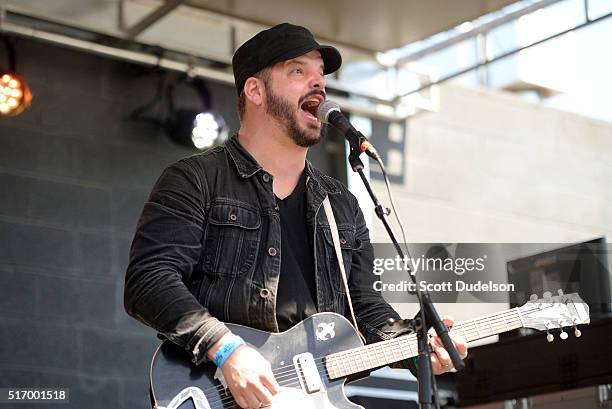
left=275, top=171, right=317, bottom=332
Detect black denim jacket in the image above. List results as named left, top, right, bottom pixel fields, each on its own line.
left=124, top=136, right=411, bottom=366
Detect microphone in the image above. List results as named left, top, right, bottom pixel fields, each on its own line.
left=317, top=100, right=380, bottom=160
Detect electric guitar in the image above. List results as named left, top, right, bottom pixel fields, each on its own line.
left=149, top=292, right=590, bottom=409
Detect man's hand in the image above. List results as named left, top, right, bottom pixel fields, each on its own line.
left=428, top=315, right=468, bottom=375
left=207, top=334, right=279, bottom=408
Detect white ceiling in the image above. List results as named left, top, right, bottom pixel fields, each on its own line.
left=4, top=0, right=520, bottom=59
left=186, top=0, right=520, bottom=52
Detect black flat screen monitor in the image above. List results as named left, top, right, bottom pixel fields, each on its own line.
left=507, top=238, right=611, bottom=320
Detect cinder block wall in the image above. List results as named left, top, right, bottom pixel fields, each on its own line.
left=0, top=38, right=218, bottom=408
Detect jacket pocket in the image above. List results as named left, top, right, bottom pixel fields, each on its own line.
left=202, top=199, right=261, bottom=276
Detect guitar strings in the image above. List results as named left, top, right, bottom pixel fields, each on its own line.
left=320, top=306, right=542, bottom=374
left=201, top=370, right=306, bottom=408
left=216, top=307, right=536, bottom=405
left=210, top=307, right=527, bottom=409
left=189, top=306, right=544, bottom=405
left=217, top=380, right=303, bottom=409
left=177, top=306, right=546, bottom=407
left=227, top=304, right=547, bottom=388
left=208, top=311, right=532, bottom=409
left=208, top=311, right=544, bottom=409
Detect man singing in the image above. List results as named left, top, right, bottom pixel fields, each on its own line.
left=125, top=23, right=467, bottom=409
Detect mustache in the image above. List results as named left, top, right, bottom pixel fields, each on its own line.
left=299, top=90, right=326, bottom=105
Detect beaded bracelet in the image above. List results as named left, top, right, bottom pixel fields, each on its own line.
left=212, top=335, right=246, bottom=368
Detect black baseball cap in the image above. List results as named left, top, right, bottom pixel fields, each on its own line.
left=232, top=23, right=342, bottom=96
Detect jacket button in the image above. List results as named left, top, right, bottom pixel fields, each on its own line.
left=262, top=173, right=271, bottom=183
left=260, top=288, right=271, bottom=298
left=268, top=247, right=277, bottom=257
left=229, top=213, right=237, bottom=221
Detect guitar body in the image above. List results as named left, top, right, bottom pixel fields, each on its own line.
left=150, top=312, right=365, bottom=409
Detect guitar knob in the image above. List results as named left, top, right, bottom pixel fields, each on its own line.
left=543, top=291, right=552, bottom=299
left=560, top=330, right=568, bottom=340
left=529, top=294, right=538, bottom=301
left=574, top=328, right=582, bottom=338
left=557, top=289, right=564, bottom=296
left=546, top=332, right=554, bottom=342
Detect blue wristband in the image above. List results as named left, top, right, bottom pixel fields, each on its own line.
left=212, top=335, right=246, bottom=368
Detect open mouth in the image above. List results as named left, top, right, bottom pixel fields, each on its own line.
left=300, top=96, right=324, bottom=121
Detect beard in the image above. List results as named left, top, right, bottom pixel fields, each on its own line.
left=264, top=84, right=324, bottom=148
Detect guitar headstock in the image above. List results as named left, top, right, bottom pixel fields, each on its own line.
left=519, top=291, right=590, bottom=341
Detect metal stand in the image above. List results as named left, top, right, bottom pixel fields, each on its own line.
left=347, top=148, right=464, bottom=409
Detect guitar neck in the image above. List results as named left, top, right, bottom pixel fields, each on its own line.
left=325, top=307, right=526, bottom=379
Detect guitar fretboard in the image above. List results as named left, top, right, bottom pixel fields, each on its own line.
left=324, top=307, right=526, bottom=379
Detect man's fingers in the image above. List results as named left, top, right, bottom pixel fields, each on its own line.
left=429, top=333, right=442, bottom=348
left=253, top=385, right=274, bottom=406
left=423, top=316, right=467, bottom=375
left=433, top=345, right=452, bottom=367
left=261, top=373, right=280, bottom=395
left=451, top=333, right=468, bottom=358
left=430, top=352, right=439, bottom=367
left=430, top=353, right=445, bottom=375
left=442, top=315, right=455, bottom=329
left=243, top=389, right=263, bottom=409
left=426, top=315, right=455, bottom=340
left=233, top=393, right=249, bottom=409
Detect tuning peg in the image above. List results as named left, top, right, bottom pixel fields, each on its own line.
left=529, top=294, right=538, bottom=301
left=571, top=318, right=582, bottom=338
left=560, top=329, right=568, bottom=340
left=546, top=331, right=554, bottom=342
left=543, top=291, right=552, bottom=299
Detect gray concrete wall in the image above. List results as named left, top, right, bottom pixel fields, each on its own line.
left=371, top=84, right=612, bottom=243
left=366, top=84, right=612, bottom=321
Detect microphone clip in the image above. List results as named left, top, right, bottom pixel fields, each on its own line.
left=346, top=128, right=380, bottom=161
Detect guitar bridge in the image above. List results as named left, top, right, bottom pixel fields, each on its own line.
left=293, top=353, right=323, bottom=394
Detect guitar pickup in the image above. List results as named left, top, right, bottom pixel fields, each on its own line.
left=293, top=353, right=323, bottom=394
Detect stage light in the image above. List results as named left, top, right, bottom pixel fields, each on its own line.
left=165, top=107, right=228, bottom=150
left=130, top=69, right=228, bottom=150
left=1, top=37, right=32, bottom=117
left=164, top=76, right=228, bottom=150
left=0, top=73, right=31, bottom=116
left=192, top=112, right=227, bottom=149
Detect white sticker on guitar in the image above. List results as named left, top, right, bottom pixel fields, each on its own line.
left=315, top=322, right=335, bottom=341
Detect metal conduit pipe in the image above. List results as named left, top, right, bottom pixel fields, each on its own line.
left=0, top=17, right=404, bottom=122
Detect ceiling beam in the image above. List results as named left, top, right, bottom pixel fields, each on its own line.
left=119, top=0, right=186, bottom=40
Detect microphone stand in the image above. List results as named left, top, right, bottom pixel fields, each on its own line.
left=346, top=146, right=465, bottom=409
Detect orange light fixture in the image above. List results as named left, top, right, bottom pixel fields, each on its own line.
left=0, top=72, right=32, bottom=117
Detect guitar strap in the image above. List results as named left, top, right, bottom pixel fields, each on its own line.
left=323, top=195, right=367, bottom=344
